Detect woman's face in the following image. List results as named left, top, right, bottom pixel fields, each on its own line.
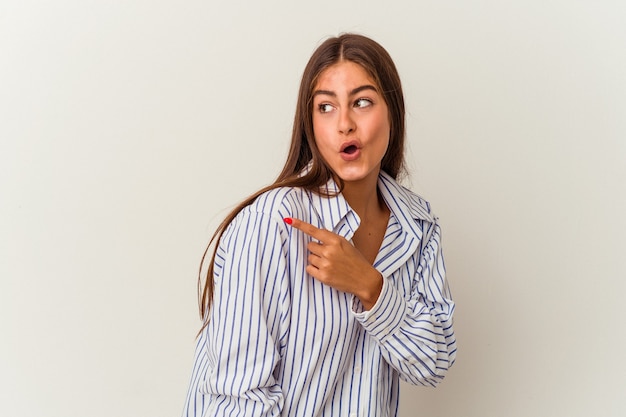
left=312, top=61, right=390, bottom=186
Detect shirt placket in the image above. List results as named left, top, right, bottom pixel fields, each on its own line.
left=347, top=333, right=367, bottom=417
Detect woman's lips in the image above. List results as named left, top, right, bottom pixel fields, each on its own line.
left=340, top=142, right=361, bottom=161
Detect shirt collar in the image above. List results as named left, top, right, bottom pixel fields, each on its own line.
left=306, top=178, right=360, bottom=241
left=377, top=170, right=434, bottom=224
left=306, top=170, right=434, bottom=241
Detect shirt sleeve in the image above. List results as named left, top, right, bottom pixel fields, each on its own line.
left=181, top=210, right=290, bottom=417
left=352, top=217, right=457, bottom=387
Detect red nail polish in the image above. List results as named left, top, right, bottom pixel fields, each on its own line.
left=283, top=217, right=293, bottom=225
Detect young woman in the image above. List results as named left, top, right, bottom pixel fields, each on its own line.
left=182, top=33, right=456, bottom=417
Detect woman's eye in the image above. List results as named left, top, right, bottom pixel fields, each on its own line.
left=355, top=98, right=372, bottom=108
left=318, top=103, right=334, bottom=113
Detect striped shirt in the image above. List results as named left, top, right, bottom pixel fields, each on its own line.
left=182, top=171, right=456, bottom=417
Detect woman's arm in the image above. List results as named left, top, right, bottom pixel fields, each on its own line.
left=286, top=216, right=456, bottom=387
left=182, top=211, right=290, bottom=417
left=352, top=218, right=456, bottom=386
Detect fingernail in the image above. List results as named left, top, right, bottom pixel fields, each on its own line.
left=283, top=217, right=293, bottom=225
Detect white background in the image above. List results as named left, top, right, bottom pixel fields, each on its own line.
left=2, top=1, right=625, bottom=416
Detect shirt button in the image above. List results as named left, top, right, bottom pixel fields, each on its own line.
left=350, top=413, right=357, bottom=417
left=354, top=366, right=361, bottom=373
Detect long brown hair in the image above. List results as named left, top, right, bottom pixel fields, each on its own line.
left=198, top=33, right=407, bottom=327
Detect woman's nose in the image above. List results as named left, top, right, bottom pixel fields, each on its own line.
left=338, top=109, right=356, bottom=134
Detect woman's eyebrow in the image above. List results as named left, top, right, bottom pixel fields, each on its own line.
left=313, top=84, right=378, bottom=98
left=350, top=84, right=378, bottom=96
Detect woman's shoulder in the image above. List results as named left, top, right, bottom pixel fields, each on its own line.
left=241, top=185, right=312, bottom=221
left=219, top=186, right=309, bottom=245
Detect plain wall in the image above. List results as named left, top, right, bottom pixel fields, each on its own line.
left=1, top=1, right=625, bottom=416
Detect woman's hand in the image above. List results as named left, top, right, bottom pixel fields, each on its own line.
left=284, top=217, right=383, bottom=310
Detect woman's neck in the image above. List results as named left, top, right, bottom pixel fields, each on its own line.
left=340, top=171, right=386, bottom=221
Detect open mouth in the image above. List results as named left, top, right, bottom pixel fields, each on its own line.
left=342, top=144, right=358, bottom=154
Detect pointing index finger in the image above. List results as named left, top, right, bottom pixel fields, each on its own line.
left=284, top=217, right=333, bottom=241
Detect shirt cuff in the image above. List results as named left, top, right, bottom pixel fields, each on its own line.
left=351, top=276, right=407, bottom=343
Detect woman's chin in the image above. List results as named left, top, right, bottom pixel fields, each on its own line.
left=334, top=167, right=380, bottom=185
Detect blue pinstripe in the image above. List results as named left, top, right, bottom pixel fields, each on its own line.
left=182, top=171, right=456, bottom=416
